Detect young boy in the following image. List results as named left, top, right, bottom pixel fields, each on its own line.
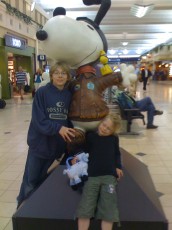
left=17, top=62, right=75, bottom=208
left=76, top=113, right=123, bottom=230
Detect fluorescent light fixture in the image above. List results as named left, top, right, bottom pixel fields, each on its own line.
left=136, top=49, right=142, bottom=54
left=31, top=1, right=35, bottom=12
left=130, top=4, right=154, bottom=18
left=121, top=42, right=128, bottom=46
left=108, top=49, right=116, bottom=55
left=108, top=54, right=141, bottom=58
left=123, top=49, right=128, bottom=54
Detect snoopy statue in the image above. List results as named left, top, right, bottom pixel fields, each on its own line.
left=36, top=0, right=137, bottom=144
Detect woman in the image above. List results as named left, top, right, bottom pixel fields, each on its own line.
left=34, top=68, right=43, bottom=91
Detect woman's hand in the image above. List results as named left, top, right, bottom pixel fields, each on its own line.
left=59, top=126, right=75, bottom=142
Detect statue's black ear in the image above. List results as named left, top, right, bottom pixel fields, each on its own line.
left=83, top=0, right=111, bottom=25
left=53, top=7, right=66, bottom=17
left=83, top=0, right=101, bottom=5
left=36, top=30, right=48, bottom=41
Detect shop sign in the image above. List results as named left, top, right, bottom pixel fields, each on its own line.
left=5, top=34, right=27, bottom=50
left=37, top=55, right=46, bottom=61
left=108, top=57, right=141, bottom=63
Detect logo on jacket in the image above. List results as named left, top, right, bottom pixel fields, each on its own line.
left=49, top=114, right=67, bottom=120
left=87, top=82, right=94, bottom=90
left=56, top=102, right=65, bottom=107
left=47, top=101, right=68, bottom=120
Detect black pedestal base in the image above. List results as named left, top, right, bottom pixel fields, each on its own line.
left=12, top=149, right=168, bottom=230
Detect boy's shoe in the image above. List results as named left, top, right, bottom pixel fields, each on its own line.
left=147, top=124, right=158, bottom=129
left=154, top=110, right=163, bottom=115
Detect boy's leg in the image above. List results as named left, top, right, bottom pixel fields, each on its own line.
left=96, top=176, right=119, bottom=227
left=78, top=218, right=90, bottom=230
left=17, top=153, right=54, bottom=208
left=101, top=220, right=113, bottom=230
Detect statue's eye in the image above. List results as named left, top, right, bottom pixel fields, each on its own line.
left=87, top=25, right=94, bottom=30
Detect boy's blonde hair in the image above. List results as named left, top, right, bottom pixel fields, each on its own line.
left=49, top=62, right=71, bottom=83
left=104, top=113, right=121, bottom=133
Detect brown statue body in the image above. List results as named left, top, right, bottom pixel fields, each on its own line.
left=68, top=65, right=122, bottom=144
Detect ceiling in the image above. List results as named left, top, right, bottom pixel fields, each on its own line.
left=34, top=0, right=172, bottom=58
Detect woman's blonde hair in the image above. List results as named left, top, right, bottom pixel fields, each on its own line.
left=49, top=62, right=71, bottom=83
left=104, top=112, right=121, bottom=133
left=36, top=68, right=42, bottom=74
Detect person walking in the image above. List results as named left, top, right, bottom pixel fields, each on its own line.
left=17, top=62, right=76, bottom=208
left=141, top=65, right=152, bottom=91
left=15, top=66, right=27, bottom=100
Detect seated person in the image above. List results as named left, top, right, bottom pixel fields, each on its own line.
left=134, top=96, right=163, bottom=129
left=111, top=87, right=163, bottom=129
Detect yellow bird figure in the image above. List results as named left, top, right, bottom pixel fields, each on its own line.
left=99, top=50, right=113, bottom=76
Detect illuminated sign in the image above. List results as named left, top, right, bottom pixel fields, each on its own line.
left=5, top=34, right=27, bottom=50
left=12, top=38, right=21, bottom=47
left=37, top=55, right=46, bottom=61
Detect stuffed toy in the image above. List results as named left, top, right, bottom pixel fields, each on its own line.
left=39, top=72, right=50, bottom=88
left=120, top=63, right=137, bottom=88
left=36, top=0, right=134, bottom=144
left=119, top=63, right=137, bottom=97
left=63, top=152, right=89, bottom=190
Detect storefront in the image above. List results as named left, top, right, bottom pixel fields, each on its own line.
left=0, top=34, right=35, bottom=99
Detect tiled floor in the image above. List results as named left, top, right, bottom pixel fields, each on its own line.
left=0, top=80, right=172, bottom=229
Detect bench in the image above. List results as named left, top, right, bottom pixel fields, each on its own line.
left=109, top=102, right=145, bottom=135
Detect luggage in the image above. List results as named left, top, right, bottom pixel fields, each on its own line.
left=24, top=84, right=31, bottom=93
left=0, top=99, right=6, bottom=109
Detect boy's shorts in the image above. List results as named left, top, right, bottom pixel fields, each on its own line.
left=76, top=175, right=119, bottom=222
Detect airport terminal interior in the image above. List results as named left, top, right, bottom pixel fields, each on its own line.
left=0, top=80, right=172, bottom=230
left=0, top=0, right=172, bottom=229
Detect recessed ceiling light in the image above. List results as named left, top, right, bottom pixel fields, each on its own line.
left=121, top=42, right=128, bottom=46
